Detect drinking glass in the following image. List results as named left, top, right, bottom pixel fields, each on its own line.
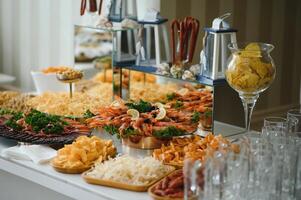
left=225, top=42, right=276, bottom=131
left=287, top=109, right=301, bottom=133
left=264, top=117, right=287, bottom=128
left=183, top=159, right=204, bottom=200
left=262, top=117, right=288, bottom=139
left=268, top=134, right=300, bottom=200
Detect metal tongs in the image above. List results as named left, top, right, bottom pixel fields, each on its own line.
left=171, top=17, right=200, bottom=65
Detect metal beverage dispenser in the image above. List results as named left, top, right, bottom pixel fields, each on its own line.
left=200, top=13, right=237, bottom=80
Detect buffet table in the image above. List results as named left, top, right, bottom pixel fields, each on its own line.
left=0, top=122, right=245, bottom=200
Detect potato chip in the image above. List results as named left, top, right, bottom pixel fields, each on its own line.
left=52, top=136, right=116, bottom=169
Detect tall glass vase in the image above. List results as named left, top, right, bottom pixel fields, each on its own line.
left=225, top=42, right=276, bottom=132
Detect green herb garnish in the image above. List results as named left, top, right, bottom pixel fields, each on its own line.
left=4, top=111, right=24, bottom=131
left=153, top=126, right=185, bottom=138
left=103, top=125, right=119, bottom=136
left=65, top=115, right=79, bottom=120
left=191, top=111, right=201, bottom=123
left=174, top=100, right=183, bottom=109
left=204, top=110, right=212, bottom=118
left=125, top=99, right=153, bottom=113
left=123, top=127, right=138, bottom=137
left=166, top=93, right=176, bottom=101
left=5, top=119, right=23, bottom=131
left=83, top=109, right=95, bottom=118
left=24, top=110, right=68, bottom=134
left=44, top=124, right=64, bottom=134
left=0, top=109, right=23, bottom=117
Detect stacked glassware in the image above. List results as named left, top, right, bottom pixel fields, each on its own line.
left=184, top=109, right=301, bottom=200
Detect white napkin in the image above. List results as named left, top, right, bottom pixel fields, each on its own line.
left=1, top=145, right=57, bottom=164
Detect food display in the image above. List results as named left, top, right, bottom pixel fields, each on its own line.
left=56, top=68, right=83, bottom=82
left=165, top=89, right=213, bottom=130
left=93, top=70, right=156, bottom=84
left=85, top=86, right=213, bottom=149
left=87, top=98, right=200, bottom=143
left=27, top=92, right=110, bottom=117
left=226, top=43, right=275, bottom=93
left=42, top=66, right=72, bottom=74
left=0, top=91, right=20, bottom=105
left=0, top=92, right=34, bottom=113
left=129, top=82, right=179, bottom=103
left=153, top=134, right=240, bottom=167
left=78, top=80, right=178, bottom=103
left=83, top=155, right=175, bottom=191
left=0, top=109, right=90, bottom=144
left=0, top=5, right=283, bottom=200
left=52, top=136, right=116, bottom=173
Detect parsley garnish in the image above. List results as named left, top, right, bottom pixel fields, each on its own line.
left=174, top=100, right=183, bottom=109
left=24, top=110, right=68, bottom=134
left=204, top=110, right=212, bottom=118
left=153, top=126, right=185, bottom=138
left=3, top=110, right=24, bottom=131
left=191, top=111, right=201, bottom=123
left=166, top=93, right=176, bottom=101
left=125, top=99, right=154, bottom=113
left=123, top=127, right=138, bottom=137
left=103, top=125, right=119, bottom=136
left=83, top=109, right=95, bottom=118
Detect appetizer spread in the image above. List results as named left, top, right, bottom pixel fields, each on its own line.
left=27, top=92, right=110, bottom=117
left=87, top=99, right=200, bottom=142
left=52, top=135, right=116, bottom=173
left=0, top=92, right=34, bottom=113
left=93, top=70, right=156, bottom=84
left=129, top=82, right=179, bottom=103
left=0, top=91, right=20, bottom=105
left=84, top=155, right=174, bottom=186
left=42, top=66, right=72, bottom=74
left=165, top=89, right=213, bottom=130
left=153, top=134, right=240, bottom=167
left=0, top=109, right=90, bottom=144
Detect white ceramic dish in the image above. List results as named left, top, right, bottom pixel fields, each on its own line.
left=31, top=71, right=69, bottom=94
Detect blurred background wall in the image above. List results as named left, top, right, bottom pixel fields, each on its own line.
left=0, top=0, right=300, bottom=129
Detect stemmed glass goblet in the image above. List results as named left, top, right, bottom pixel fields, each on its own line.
left=225, top=42, right=276, bottom=132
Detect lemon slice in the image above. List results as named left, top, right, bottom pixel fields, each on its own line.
left=156, top=107, right=166, bottom=120
left=154, top=102, right=164, bottom=109
left=110, top=100, right=121, bottom=107
left=127, top=109, right=140, bottom=120
left=177, top=88, right=189, bottom=96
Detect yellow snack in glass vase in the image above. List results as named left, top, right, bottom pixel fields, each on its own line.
left=225, top=42, right=276, bottom=132
left=226, top=43, right=275, bottom=93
